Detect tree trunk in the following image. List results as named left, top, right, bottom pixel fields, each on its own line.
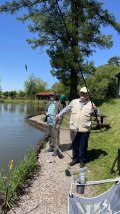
left=69, top=70, right=78, bottom=101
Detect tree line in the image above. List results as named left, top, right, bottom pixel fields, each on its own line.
left=0, top=56, right=120, bottom=100
left=0, top=74, right=47, bottom=100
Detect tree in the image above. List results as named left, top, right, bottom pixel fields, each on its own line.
left=24, top=74, right=47, bottom=99
left=86, top=64, right=120, bottom=99
left=0, top=88, right=2, bottom=98
left=1, top=0, right=120, bottom=100
left=0, top=79, right=2, bottom=98
left=18, top=90, right=26, bottom=99
left=3, top=91, right=9, bottom=99
left=36, top=78, right=48, bottom=92
left=108, top=56, right=120, bottom=66
left=51, top=82, right=69, bottom=97
left=9, top=90, right=17, bottom=99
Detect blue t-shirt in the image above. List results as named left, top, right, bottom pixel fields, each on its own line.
left=47, top=102, right=56, bottom=125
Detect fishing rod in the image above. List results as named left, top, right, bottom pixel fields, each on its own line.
left=43, top=114, right=65, bottom=159
left=44, top=113, right=76, bottom=159
left=54, top=0, right=100, bottom=124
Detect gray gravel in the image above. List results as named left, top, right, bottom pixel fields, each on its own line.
left=8, top=115, right=94, bottom=214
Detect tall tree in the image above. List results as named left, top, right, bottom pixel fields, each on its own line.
left=0, top=0, right=120, bottom=100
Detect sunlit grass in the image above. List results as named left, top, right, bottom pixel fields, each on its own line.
left=86, top=99, right=120, bottom=195
left=62, top=99, right=120, bottom=196
left=0, top=149, right=39, bottom=211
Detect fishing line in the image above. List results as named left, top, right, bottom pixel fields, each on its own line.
left=46, top=114, right=74, bottom=158
left=54, top=0, right=99, bottom=124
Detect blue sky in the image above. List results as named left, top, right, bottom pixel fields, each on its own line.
left=0, top=0, right=120, bottom=92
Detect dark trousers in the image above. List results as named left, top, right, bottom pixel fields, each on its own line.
left=71, top=131, right=90, bottom=163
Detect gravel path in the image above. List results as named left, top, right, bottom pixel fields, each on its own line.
left=8, top=115, right=78, bottom=214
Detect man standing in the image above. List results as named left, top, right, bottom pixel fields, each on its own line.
left=45, top=93, right=63, bottom=157
left=56, top=87, right=99, bottom=167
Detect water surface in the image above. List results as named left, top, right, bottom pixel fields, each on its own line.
left=0, top=103, right=44, bottom=172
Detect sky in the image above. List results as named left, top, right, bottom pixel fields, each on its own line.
left=0, top=0, right=120, bottom=92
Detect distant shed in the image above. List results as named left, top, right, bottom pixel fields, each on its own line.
left=36, top=92, right=54, bottom=100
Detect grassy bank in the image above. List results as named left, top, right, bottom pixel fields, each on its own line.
left=61, top=98, right=120, bottom=195
left=84, top=99, right=120, bottom=195
left=3, top=98, right=48, bottom=105
left=0, top=149, right=39, bottom=212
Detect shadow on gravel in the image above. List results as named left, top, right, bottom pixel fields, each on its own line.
left=59, top=143, right=72, bottom=152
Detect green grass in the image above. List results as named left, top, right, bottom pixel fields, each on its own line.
left=0, top=149, right=39, bottom=212
left=61, top=112, right=71, bottom=127
left=86, top=99, right=120, bottom=195
left=62, top=99, right=120, bottom=196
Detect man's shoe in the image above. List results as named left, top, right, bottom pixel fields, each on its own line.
left=52, top=151, right=58, bottom=157
left=45, top=147, right=54, bottom=152
left=80, top=162, right=85, bottom=168
left=69, top=160, right=79, bottom=166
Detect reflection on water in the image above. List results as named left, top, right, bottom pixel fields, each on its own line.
left=0, top=102, right=43, bottom=116
left=0, top=103, right=44, bottom=172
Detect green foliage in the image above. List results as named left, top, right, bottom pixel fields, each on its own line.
left=0, top=0, right=120, bottom=100
left=8, top=91, right=17, bottom=99
left=0, top=88, right=2, bottom=98
left=108, top=56, right=120, bottom=66
left=3, top=91, right=18, bottom=99
left=86, top=64, right=120, bottom=99
left=0, top=91, right=2, bottom=98
left=18, top=90, right=26, bottom=99
left=0, top=149, right=39, bottom=211
left=51, top=82, right=69, bottom=97
left=24, top=74, right=48, bottom=99
left=3, top=91, right=9, bottom=99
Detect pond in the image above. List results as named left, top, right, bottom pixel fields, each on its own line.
left=0, top=102, right=44, bottom=172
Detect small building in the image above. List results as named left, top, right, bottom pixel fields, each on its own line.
left=115, top=72, right=120, bottom=97
left=36, top=92, right=55, bottom=100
